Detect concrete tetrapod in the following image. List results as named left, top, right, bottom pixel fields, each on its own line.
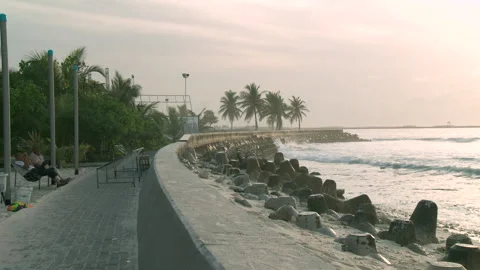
left=427, top=261, right=466, bottom=270
left=342, top=233, right=392, bottom=266
left=446, top=243, right=480, bottom=270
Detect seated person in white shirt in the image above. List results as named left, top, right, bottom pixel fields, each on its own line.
left=17, top=150, right=70, bottom=187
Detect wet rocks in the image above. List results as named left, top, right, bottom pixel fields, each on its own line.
left=307, top=194, right=328, bottom=214
left=222, top=164, right=232, bottom=175
left=258, top=171, right=272, bottom=183
left=244, top=183, right=268, bottom=196
left=269, top=205, right=298, bottom=222
left=198, top=170, right=209, bottom=179
left=215, top=151, right=229, bottom=166
left=267, top=174, right=282, bottom=189
left=387, top=219, right=416, bottom=246
left=446, top=243, right=480, bottom=270
left=410, top=200, right=439, bottom=244
left=321, top=179, right=337, bottom=198
left=289, top=159, right=300, bottom=171
left=183, top=147, right=197, bottom=164
left=325, top=209, right=341, bottom=220
left=234, top=195, right=252, bottom=208
left=263, top=161, right=277, bottom=174
left=290, top=187, right=313, bottom=202
left=274, top=152, right=284, bottom=167
left=278, top=160, right=296, bottom=179
left=406, top=243, right=427, bottom=256
left=297, top=166, right=309, bottom=174
left=264, top=196, right=297, bottom=211
left=233, top=174, right=249, bottom=186
left=343, top=194, right=372, bottom=214
left=446, top=234, right=473, bottom=253
left=339, top=214, right=355, bottom=225
left=356, top=203, right=379, bottom=225
left=246, top=156, right=261, bottom=174
left=296, top=211, right=323, bottom=230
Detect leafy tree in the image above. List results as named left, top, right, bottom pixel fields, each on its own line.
left=287, top=96, right=309, bottom=130
left=1, top=46, right=167, bottom=164
left=260, top=91, right=288, bottom=130
left=219, top=90, right=242, bottom=130
left=163, top=107, right=184, bottom=141
left=199, top=110, right=218, bottom=132
left=109, top=71, right=141, bottom=107
left=239, top=83, right=264, bottom=130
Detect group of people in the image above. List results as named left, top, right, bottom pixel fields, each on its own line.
left=14, top=147, right=72, bottom=187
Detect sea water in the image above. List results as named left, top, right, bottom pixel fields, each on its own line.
left=277, top=128, right=480, bottom=240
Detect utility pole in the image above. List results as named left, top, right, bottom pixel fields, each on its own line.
left=73, top=65, right=79, bottom=175
left=182, top=73, right=189, bottom=117
left=1, top=13, right=11, bottom=205
left=48, top=49, right=56, bottom=167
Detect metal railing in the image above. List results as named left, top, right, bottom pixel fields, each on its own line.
left=96, top=147, right=145, bottom=188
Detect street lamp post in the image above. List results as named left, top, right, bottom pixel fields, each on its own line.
left=73, top=66, right=79, bottom=175
left=182, top=73, right=189, bottom=117
left=48, top=49, right=56, bottom=168
left=1, top=13, right=12, bottom=205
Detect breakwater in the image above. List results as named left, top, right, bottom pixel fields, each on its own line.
left=179, top=129, right=366, bottom=161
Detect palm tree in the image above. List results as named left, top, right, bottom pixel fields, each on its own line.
left=24, top=47, right=105, bottom=95
left=287, top=96, right=309, bottom=130
left=260, top=91, right=288, bottom=130
left=219, top=90, right=242, bottom=130
left=137, top=102, right=160, bottom=118
left=60, top=47, right=105, bottom=82
left=163, top=107, right=184, bottom=141
left=239, top=83, right=264, bottom=130
left=109, top=71, right=141, bottom=107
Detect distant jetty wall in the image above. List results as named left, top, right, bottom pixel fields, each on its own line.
left=179, top=129, right=366, bottom=160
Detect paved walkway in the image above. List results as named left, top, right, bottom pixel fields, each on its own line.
left=0, top=164, right=142, bottom=270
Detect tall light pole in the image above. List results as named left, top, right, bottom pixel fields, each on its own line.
left=73, top=65, right=79, bottom=175
left=48, top=49, right=56, bottom=168
left=1, top=13, right=12, bottom=205
left=182, top=73, right=189, bottom=117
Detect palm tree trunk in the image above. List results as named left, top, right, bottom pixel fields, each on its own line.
left=254, top=109, right=258, bottom=130
left=230, top=121, right=233, bottom=130
left=298, top=120, right=301, bottom=130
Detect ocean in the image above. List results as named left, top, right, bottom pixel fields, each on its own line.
left=277, top=128, right=480, bottom=240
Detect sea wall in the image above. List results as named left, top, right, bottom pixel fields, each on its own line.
left=137, top=129, right=365, bottom=270
left=178, top=129, right=365, bottom=161
left=137, top=143, right=224, bottom=270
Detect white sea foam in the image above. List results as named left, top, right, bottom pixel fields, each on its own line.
left=277, top=128, right=480, bottom=241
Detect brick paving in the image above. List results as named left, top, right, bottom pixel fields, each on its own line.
left=0, top=164, right=142, bottom=270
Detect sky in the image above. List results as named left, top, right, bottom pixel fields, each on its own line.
left=2, top=0, right=480, bottom=127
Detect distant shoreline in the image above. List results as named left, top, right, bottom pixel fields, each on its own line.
left=213, top=125, right=480, bottom=132
left=340, top=125, right=480, bottom=130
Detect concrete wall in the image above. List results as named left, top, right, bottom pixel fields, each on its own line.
left=137, top=143, right=225, bottom=270
left=184, top=129, right=344, bottom=148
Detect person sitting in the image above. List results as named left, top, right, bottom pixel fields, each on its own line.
left=17, top=150, right=70, bottom=187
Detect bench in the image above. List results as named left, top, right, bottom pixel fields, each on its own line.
left=11, top=160, right=51, bottom=190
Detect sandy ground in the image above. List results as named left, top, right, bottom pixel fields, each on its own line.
left=189, top=164, right=476, bottom=270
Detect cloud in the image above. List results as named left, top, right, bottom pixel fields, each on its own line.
left=4, top=0, right=480, bottom=126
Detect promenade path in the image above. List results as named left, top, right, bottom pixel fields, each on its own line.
left=0, top=154, right=149, bottom=270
